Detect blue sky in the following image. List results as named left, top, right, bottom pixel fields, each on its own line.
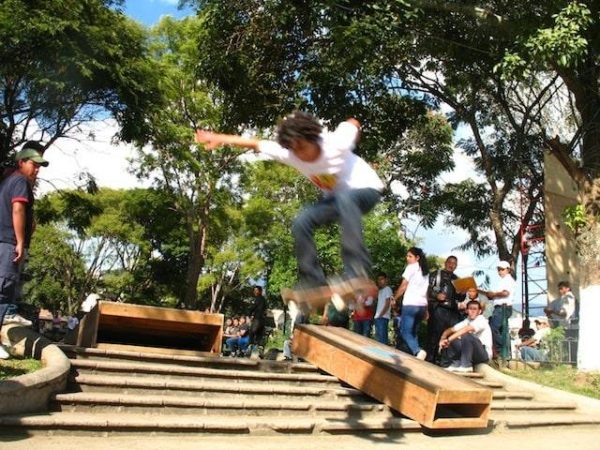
left=123, top=0, right=193, bottom=25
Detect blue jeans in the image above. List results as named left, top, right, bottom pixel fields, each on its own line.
left=0, top=242, right=23, bottom=333
left=374, top=318, right=389, bottom=345
left=490, top=305, right=512, bottom=358
left=353, top=319, right=372, bottom=337
left=292, top=188, right=381, bottom=286
left=520, top=346, right=546, bottom=362
left=226, top=335, right=250, bottom=353
left=400, top=305, right=427, bottom=355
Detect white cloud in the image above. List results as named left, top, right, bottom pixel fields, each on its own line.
left=37, top=120, right=148, bottom=196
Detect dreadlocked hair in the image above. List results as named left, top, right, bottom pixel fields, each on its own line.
left=276, top=111, right=323, bottom=148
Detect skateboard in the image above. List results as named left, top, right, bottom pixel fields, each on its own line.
left=281, top=277, right=377, bottom=312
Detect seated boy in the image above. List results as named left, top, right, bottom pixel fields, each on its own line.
left=439, top=299, right=492, bottom=372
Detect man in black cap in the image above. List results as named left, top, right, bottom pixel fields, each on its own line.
left=0, top=141, right=49, bottom=359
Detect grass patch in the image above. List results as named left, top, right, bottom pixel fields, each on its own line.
left=502, top=364, right=600, bottom=400
left=0, top=358, right=43, bottom=380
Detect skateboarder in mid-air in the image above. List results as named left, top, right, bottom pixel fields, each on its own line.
left=195, top=111, right=384, bottom=314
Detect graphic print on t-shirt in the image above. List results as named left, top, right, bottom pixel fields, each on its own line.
left=310, top=174, right=338, bottom=190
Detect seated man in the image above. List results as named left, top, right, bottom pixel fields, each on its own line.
left=544, top=281, right=576, bottom=328
left=439, top=300, right=492, bottom=373
left=225, top=316, right=250, bottom=355
left=517, top=317, right=550, bottom=362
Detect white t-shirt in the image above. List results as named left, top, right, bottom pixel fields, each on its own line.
left=376, top=286, right=393, bottom=319
left=454, top=314, right=493, bottom=359
left=533, top=326, right=551, bottom=344
left=547, top=291, right=576, bottom=324
left=401, top=262, right=429, bottom=307
left=258, top=121, right=384, bottom=194
left=494, top=274, right=516, bottom=307
left=67, top=316, right=79, bottom=330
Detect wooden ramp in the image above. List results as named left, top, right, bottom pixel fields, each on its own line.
left=292, top=324, right=493, bottom=430
left=77, top=301, right=224, bottom=356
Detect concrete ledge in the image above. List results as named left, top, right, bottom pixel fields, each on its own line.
left=0, top=324, right=71, bottom=415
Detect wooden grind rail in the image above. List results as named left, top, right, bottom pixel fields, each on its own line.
left=292, top=324, right=493, bottom=429
left=77, top=301, right=224, bottom=356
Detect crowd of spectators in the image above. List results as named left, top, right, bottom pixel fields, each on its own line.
left=283, top=248, right=578, bottom=371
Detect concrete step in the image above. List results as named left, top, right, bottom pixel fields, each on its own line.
left=59, top=345, right=318, bottom=374
left=0, top=411, right=421, bottom=436
left=472, top=379, right=504, bottom=389
left=490, top=410, right=600, bottom=429
left=51, top=392, right=391, bottom=417
left=491, top=391, right=535, bottom=400
left=70, top=373, right=366, bottom=400
left=491, top=400, right=578, bottom=411
left=70, top=359, right=339, bottom=387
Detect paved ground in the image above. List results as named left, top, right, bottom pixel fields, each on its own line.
left=2, top=426, right=600, bottom=450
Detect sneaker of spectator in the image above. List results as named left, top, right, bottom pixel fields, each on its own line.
left=3, top=313, right=32, bottom=327
left=444, top=362, right=461, bottom=371
left=455, top=366, right=473, bottom=373
left=0, top=344, right=10, bottom=359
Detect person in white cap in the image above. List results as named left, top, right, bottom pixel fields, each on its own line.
left=481, top=260, right=515, bottom=359
left=0, top=141, right=49, bottom=359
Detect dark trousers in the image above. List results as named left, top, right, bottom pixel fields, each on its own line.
left=490, top=305, right=512, bottom=358
left=446, top=333, right=489, bottom=367
left=353, top=319, right=372, bottom=337
left=425, top=305, right=460, bottom=364
left=248, top=319, right=265, bottom=345
left=0, top=242, right=22, bottom=334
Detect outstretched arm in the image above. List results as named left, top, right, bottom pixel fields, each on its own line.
left=195, top=130, right=260, bottom=151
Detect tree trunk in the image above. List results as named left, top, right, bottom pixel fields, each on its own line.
left=183, top=234, right=205, bottom=310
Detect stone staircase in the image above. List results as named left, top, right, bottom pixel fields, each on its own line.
left=1, top=345, right=599, bottom=436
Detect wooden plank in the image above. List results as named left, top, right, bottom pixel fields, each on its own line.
left=292, top=325, right=492, bottom=429
left=98, top=302, right=223, bottom=326
left=79, top=301, right=224, bottom=355
left=321, top=325, right=485, bottom=393
left=95, top=343, right=217, bottom=358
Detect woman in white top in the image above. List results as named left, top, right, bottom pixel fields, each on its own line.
left=393, top=247, right=430, bottom=360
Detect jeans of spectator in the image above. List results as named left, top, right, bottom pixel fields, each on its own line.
left=400, top=305, right=427, bottom=355
left=520, top=346, right=546, bottom=362
left=446, top=333, right=489, bottom=367
left=374, top=317, right=389, bottom=345
left=0, top=242, right=23, bottom=333
left=425, top=306, right=460, bottom=364
left=353, top=318, right=372, bottom=337
left=226, top=335, right=250, bottom=353
left=292, top=188, right=381, bottom=287
left=490, top=305, right=512, bottom=358
left=283, top=339, right=292, bottom=359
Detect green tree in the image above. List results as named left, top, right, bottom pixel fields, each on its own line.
left=24, top=224, right=87, bottom=315
left=0, top=0, right=160, bottom=164
left=133, top=16, right=245, bottom=309
left=34, top=188, right=182, bottom=306
left=184, top=0, right=559, bottom=268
